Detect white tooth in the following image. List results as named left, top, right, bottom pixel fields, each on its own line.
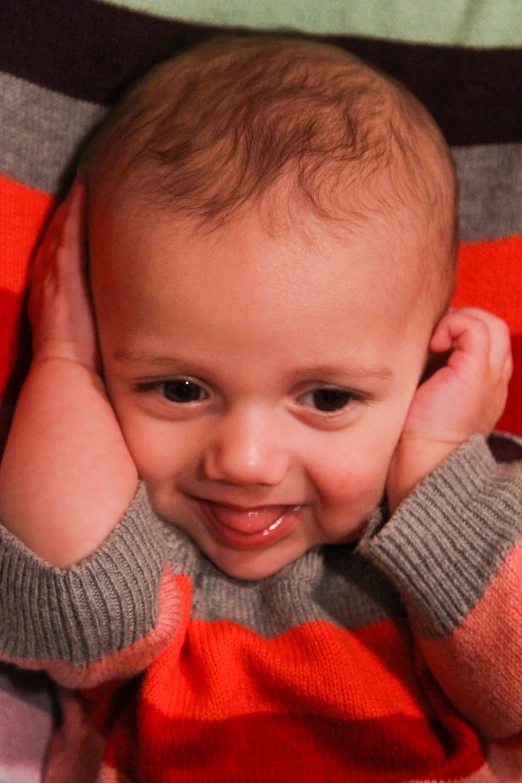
left=267, top=515, right=284, bottom=532
left=266, top=506, right=301, bottom=532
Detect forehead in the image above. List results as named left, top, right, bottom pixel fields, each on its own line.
left=89, top=199, right=434, bottom=361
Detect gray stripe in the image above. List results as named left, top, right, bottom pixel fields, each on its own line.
left=165, top=520, right=405, bottom=638
left=454, top=144, right=522, bottom=242
left=0, top=72, right=105, bottom=194
left=0, top=485, right=166, bottom=664
left=1, top=73, right=520, bottom=241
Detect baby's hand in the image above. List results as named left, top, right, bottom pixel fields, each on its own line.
left=29, top=184, right=99, bottom=371
left=0, top=182, right=138, bottom=566
left=387, top=308, right=513, bottom=511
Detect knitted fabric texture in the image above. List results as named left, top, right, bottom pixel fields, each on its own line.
left=0, top=434, right=521, bottom=781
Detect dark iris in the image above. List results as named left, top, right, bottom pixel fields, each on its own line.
left=162, top=380, right=205, bottom=403
left=312, top=389, right=352, bottom=412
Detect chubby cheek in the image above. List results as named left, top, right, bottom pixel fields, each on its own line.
left=126, top=433, right=175, bottom=483
left=319, top=455, right=387, bottom=506
left=320, top=397, right=420, bottom=510
left=310, top=441, right=394, bottom=530
left=120, top=423, right=196, bottom=521
left=107, top=401, right=192, bottom=488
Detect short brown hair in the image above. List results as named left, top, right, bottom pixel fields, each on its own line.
left=84, top=35, right=458, bottom=308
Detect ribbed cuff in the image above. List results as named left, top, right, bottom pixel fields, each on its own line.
left=0, top=483, right=166, bottom=664
left=359, top=435, right=522, bottom=639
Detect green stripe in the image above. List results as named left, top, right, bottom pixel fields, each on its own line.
left=103, top=0, right=522, bottom=48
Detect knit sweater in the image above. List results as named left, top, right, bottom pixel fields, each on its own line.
left=1, top=434, right=521, bottom=782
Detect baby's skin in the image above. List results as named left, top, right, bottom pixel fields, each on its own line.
left=0, top=184, right=513, bottom=573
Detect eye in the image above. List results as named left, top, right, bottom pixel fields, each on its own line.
left=158, top=379, right=208, bottom=404
left=299, top=387, right=357, bottom=413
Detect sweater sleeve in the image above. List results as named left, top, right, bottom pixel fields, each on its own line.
left=359, top=434, right=522, bottom=741
left=0, top=484, right=188, bottom=689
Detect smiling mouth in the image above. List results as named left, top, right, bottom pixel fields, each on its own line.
left=198, top=501, right=302, bottom=550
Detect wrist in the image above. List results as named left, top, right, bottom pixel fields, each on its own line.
left=363, top=435, right=518, bottom=639
left=387, top=436, right=468, bottom=512
left=32, top=340, right=100, bottom=374
left=0, top=355, right=137, bottom=566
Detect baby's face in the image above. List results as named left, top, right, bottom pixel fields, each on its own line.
left=90, top=199, right=437, bottom=580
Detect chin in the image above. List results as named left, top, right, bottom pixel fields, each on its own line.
left=207, top=543, right=303, bottom=582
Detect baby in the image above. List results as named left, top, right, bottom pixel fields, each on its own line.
left=0, top=35, right=521, bottom=782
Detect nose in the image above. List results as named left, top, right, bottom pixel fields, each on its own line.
left=203, top=406, right=290, bottom=486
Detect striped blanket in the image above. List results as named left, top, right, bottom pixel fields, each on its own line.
left=0, top=1, right=520, bottom=780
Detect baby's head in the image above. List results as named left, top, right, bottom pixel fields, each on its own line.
left=83, top=36, right=458, bottom=580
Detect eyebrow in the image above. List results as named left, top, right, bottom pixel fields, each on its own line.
left=112, top=348, right=394, bottom=380
left=303, top=363, right=394, bottom=380
left=114, top=349, right=188, bottom=367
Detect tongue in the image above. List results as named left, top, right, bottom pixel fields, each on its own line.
left=209, top=504, right=289, bottom=534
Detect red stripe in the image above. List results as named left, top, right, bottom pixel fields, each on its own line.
left=454, top=235, right=522, bottom=435
left=98, top=618, right=486, bottom=781
left=454, top=235, right=522, bottom=334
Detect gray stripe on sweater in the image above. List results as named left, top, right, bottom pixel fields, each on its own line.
left=0, top=487, right=404, bottom=664
left=0, top=73, right=105, bottom=194
left=1, top=73, right=521, bottom=241
left=1, top=437, right=520, bottom=664
left=164, top=529, right=405, bottom=638
left=360, top=435, right=522, bottom=639
left=0, top=485, right=166, bottom=664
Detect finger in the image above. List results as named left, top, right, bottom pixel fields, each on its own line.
left=485, top=319, right=512, bottom=376
left=487, top=380, right=510, bottom=434
left=56, top=184, right=86, bottom=267
left=58, top=186, right=93, bottom=317
left=30, top=194, right=72, bottom=283
left=431, top=307, right=511, bottom=369
left=29, top=193, right=72, bottom=304
left=29, top=186, right=86, bottom=328
left=429, top=310, right=491, bottom=373
left=502, top=350, right=514, bottom=384
left=455, top=311, right=512, bottom=387
left=448, top=308, right=511, bottom=366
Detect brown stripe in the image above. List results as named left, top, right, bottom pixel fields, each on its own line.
left=0, top=0, right=520, bottom=146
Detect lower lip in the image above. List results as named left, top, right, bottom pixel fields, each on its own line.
left=199, top=502, right=301, bottom=550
